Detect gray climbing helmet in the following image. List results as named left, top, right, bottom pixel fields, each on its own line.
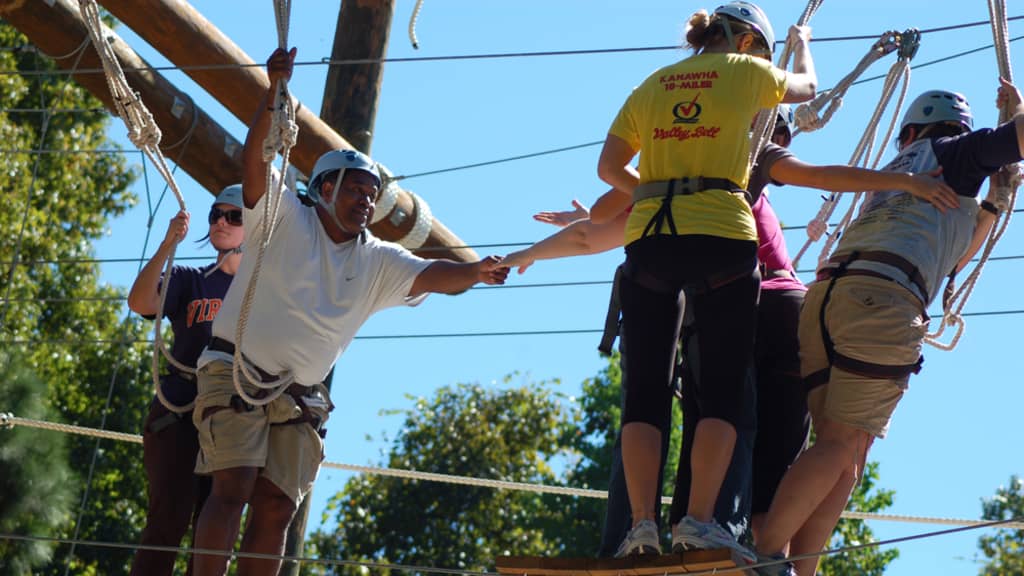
left=900, top=90, right=974, bottom=134
left=307, top=149, right=381, bottom=203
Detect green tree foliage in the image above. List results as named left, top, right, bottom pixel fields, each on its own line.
left=556, top=351, right=681, bottom=556
left=0, top=22, right=152, bottom=574
left=819, top=461, right=899, bottom=576
left=306, top=354, right=898, bottom=576
left=307, top=378, right=579, bottom=575
left=976, top=475, right=1024, bottom=575
left=0, top=352, right=75, bottom=575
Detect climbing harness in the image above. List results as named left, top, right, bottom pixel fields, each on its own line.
left=633, top=177, right=747, bottom=238
left=804, top=251, right=924, bottom=391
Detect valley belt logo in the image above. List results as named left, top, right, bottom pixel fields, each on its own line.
left=672, top=93, right=702, bottom=124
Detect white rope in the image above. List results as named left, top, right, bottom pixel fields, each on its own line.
left=232, top=0, right=301, bottom=406
left=792, top=31, right=902, bottom=135
left=409, top=0, right=425, bottom=49
left=747, top=0, right=824, bottom=169
left=396, top=190, right=434, bottom=249
left=4, top=411, right=1022, bottom=530
left=926, top=0, right=1021, bottom=350
left=791, top=37, right=916, bottom=270
left=78, top=0, right=196, bottom=414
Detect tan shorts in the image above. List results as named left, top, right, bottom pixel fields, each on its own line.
left=799, top=276, right=926, bottom=438
left=193, top=359, right=330, bottom=504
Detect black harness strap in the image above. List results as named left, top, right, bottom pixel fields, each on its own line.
left=806, top=251, right=924, bottom=392
left=597, top=264, right=625, bottom=356
left=636, top=177, right=747, bottom=240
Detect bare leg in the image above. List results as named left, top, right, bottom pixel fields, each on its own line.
left=756, top=418, right=869, bottom=557
left=193, top=467, right=259, bottom=576
left=687, top=418, right=736, bottom=522
left=621, top=421, right=662, bottom=524
left=789, top=466, right=858, bottom=576
left=236, top=477, right=298, bottom=576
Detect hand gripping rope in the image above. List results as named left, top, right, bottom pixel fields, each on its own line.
left=231, top=0, right=300, bottom=406
left=748, top=0, right=824, bottom=170
left=925, top=0, right=1020, bottom=350
left=791, top=29, right=920, bottom=271
left=78, top=0, right=196, bottom=414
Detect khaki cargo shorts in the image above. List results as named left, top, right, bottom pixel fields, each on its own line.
left=193, top=359, right=330, bottom=504
left=799, top=276, right=926, bottom=439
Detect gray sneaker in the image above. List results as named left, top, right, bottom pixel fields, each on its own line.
left=614, top=519, right=662, bottom=557
left=671, top=515, right=756, bottom=565
left=752, top=552, right=795, bottom=576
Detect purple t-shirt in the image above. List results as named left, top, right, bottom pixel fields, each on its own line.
left=147, top=263, right=233, bottom=404
left=750, top=143, right=806, bottom=293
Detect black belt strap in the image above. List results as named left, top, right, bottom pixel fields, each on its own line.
left=823, top=250, right=929, bottom=304
left=597, top=264, right=625, bottom=356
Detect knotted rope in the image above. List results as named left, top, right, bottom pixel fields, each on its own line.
left=925, top=0, right=1020, bottom=350
left=791, top=30, right=919, bottom=270
left=79, top=0, right=195, bottom=414
left=232, top=0, right=300, bottom=406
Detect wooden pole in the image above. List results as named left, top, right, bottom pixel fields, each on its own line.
left=95, top=0, right=477, bottom=262
left=320, top=0, right=395, bottom=155
left=0, top=0, right=245, bottom=195
left=277, top=3, right=397, bottom=573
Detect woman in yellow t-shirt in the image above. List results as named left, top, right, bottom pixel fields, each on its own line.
left=595, top=2, right=817, bottom=563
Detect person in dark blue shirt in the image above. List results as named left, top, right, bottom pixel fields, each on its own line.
left=127, top=185, right=244, bottom=576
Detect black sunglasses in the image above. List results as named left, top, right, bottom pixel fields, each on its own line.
left=208, top=207, right=243, bottom=226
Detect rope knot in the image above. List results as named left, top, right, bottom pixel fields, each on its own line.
left=806, top=217, right=828, bottom=241
left=0, top=412, right=12, bottom=429
left=794, top=102, right=824, bottom=132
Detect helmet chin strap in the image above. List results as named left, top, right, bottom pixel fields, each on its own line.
left=205, top=244, right=244, bottom=277
left=318, top=168, right=366, bottom=242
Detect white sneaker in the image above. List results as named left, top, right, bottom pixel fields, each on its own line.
left=614, top=519, right=662, bottom=557
left=672, top=515, right=755, bottom=564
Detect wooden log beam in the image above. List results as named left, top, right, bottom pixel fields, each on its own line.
left=95, top=0, right=476, bottom=262
left=0, top=0, right=244, bottom=195
left=320, top=0, right=394, bottom=155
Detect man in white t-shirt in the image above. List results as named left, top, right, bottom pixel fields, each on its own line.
left=190, top=47, right=509, bottom=576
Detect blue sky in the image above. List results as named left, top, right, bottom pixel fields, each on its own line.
left=82, top=1, right=1023, bottom=574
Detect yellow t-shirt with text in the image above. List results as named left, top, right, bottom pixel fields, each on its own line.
left=609, top=52, right=787, bottom=244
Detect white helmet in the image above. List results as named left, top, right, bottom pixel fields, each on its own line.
left=213, top=183, right=244, bottom=209
left=714, top=2, right=775, bottom=56
left=900, top=90, right=974, bottom=133
left=307, top=149, right=381, bottom=203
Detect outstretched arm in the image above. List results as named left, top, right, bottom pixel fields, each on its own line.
left=533, top=199, right=590, bottom=228
left=242, top=47, right=296, bottom=209
left=768, top=157, right=960, bottom=212
left=408, top=256, right=509, bottom=297
left=997, top=77, right=1024, bottom=157
left=502, top=212, right=628, bottom=273
left=782, top=25, right=817, bottom=104
left=128, top=210, right=189, bottom=316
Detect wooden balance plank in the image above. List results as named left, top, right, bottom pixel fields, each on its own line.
left=495, top=549, right=744, bottom=576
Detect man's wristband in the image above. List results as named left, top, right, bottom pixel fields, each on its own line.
left=980, top=200, right=999, bottom=215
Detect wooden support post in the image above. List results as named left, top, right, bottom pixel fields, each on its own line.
left=277, top=3, right=397, bottom=573
left=0, top=0, right=245, bottom=195
left=95, top=0, right=477, bottom=262
left=320, top=0, right=395, bottom=155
